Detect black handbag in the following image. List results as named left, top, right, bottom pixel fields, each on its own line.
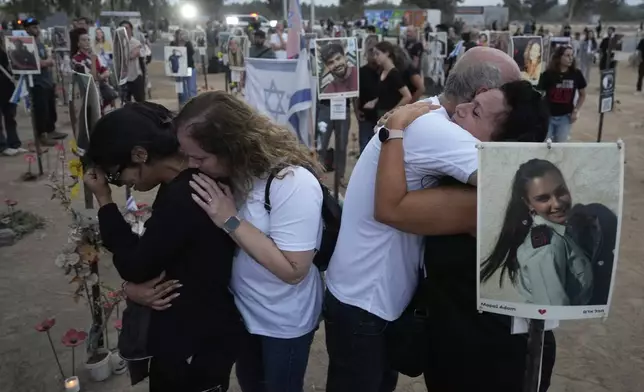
left=385, top=270, right=430, bottom=378
left=99, top=81, right=118, bottom=103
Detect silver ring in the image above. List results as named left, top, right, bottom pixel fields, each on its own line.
left=207, top=197, right=213, bottom=204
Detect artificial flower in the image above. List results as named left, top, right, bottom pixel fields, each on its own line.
left=61, top=329, right=88, bottom=347
left=4, top=199, right=17, bottom=207
left=114, top=319, right=122, bottom=331
left=69, top=139, right=78, bottom=155
left=70, top=183, right=80, bottom=199
left=68, top=158, right=83, bottom=178
left=35, top=318, right=56, bottom=332
left=77, top=244, right=99, bottom=263
left=54, top=253, right=80, bottom=268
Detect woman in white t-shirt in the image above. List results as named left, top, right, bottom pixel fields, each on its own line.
left=270, top=22, right=288, bottom=59
left=174, top=90, right=324, bottom=392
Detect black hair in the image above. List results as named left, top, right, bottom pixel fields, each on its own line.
left=495, top=80, right=550, bottom=142
left=374, top=41, right=408, bottom=71
left=481, top=159, right=565, bottom=285
left=119, top=20, right=133, bottom=30
left=86, top=102, right=178, bottom=171
left=321, top=42, right=344, bottom=63
left=69, top=27, right=87, bottom=54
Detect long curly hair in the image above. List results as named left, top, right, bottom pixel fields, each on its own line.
left=173, top=91, right=322, bottom=198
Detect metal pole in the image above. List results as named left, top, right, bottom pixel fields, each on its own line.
left=596, top=112, right=604, bottom=142
left=201, top=53, right=208, bottom=90
left=332, top=120, right=340, bottom=200
left=522, top=319, right=545, bottom=392
left=283, top=0, right=288, bottom=24
left=311, top=0, right=316, bottom=28
left=28, top=87, right=44, bottom=176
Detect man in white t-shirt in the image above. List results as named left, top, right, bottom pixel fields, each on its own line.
left=324, top=47, right=523, bottom=392
left=119, top=20, right=145, bottom=102
left=270, top=22, right=288, bottom=59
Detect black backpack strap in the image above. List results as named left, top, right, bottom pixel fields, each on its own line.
left=264, top=173, right=276, bottom=213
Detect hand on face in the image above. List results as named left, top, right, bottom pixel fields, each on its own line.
left=83, top=167, right=112, bottom=201
left=189, top=173, right=237, bottom=228
left=377, top=102, right=441, bottom=130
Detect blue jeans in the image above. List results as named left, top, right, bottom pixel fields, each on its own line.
left=324, top=290, right=398, bottom=392
left=177, top=70, right=198, bottom=106
left=547, top=114, right=572, bottom=143
left=235, top=329, right=316, bottom=392
left=358, top=119, right=376, bottom=153
left=0, top=102, right=20, bottom=151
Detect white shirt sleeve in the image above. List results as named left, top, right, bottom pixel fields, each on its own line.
left=403, top=112, right=479, bottom=184
left=267, top=167, right=323, bottom=252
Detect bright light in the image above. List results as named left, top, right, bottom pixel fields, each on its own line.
left=180, top=3, right=198, bottom=20
left=269, top=20, right=277, bottom=27
left=226, top=16, right=239, bottom=26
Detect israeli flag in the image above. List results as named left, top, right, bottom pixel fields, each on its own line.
left=245, top=51, right=313, bottom=148
left=9, top=75, right=28, bottom=104
left=126, top=195, right=138, bottom=211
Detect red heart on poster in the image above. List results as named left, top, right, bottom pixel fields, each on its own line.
left=538, top=309, right=547, bottom=315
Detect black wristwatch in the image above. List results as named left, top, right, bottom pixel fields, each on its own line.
left=378, top=126, right=404, bottom=143
left=223, top=215, right=242, bottom=234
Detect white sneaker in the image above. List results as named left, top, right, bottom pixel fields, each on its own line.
left=14, top=147, right=28, bottom=154
left=635, top=91, right=642, bottom=96
left=1, top=148, right=18, bottom=156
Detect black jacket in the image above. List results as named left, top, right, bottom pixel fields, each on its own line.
left=421, top=179, right=556, bottom=392
left=0, top=49, right=16, bottom=102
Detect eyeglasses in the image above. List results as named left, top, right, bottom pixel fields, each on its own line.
left=105, top=164, right=126, bottom=185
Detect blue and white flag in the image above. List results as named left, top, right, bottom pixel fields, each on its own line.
left=126, top=195, right=138, bottom=211
left=9, top=75, right=27, bottom=104
left=245, top=51, right=313, bottom=148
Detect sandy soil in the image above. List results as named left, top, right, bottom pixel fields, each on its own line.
left=0, top=60, right=642, bottom=392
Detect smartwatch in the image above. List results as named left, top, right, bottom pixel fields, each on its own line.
left=223, top=215, right=242, bottom=234
left=378, top=127, right=404, bottom=143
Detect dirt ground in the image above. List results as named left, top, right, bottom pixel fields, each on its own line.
left=1, top=60, right=643, bottom=392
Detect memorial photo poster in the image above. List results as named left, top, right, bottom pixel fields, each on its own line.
left=490, top=31, right=512, bottom=55
left=164, top=46, right=189, bottom=77
left=427, top=32, right=448, bottom=58
left=52, top=26, right=70, bottom=52
left=227, top=36, right=248, bottom=71
left=89, top=27, right=114, bottom=55
left=113, top=27, right=129, bottom=85
left=5, top=36, right=40, bottom=75
left=359, top=34, right=381, bottom=66
left=314, top=37, right=359, bottom=100
left=478, top=30, right=490, bottom=47
left=512, top=36, right=543, bottom=85
left=477, top=142, right=624, bottom=320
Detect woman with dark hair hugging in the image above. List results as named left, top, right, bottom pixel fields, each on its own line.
left=372, top=80, right=555, bottom=392
left=83, top=102, right=243, bottom=392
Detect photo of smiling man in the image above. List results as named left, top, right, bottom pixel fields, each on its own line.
left=315, top=37, right=359, bottom=99
left=477, top=143, right=624, bottom=321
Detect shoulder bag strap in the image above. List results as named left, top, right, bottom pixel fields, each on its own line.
left=263, top=173, right=276, bottom=213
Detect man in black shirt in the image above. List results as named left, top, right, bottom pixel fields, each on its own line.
left=636, top=37, right=644, bottom=94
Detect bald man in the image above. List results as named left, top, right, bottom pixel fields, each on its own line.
left=324, top=47, right=523, bottom=392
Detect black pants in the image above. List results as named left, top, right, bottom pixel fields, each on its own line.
left=324, top=290, right=398, bottom=392
left=148, top=346, right=236, bottom=392
left=31, top=85, right=57, bottom=136
left=0, top=101, right=19, bottom=150
left=637, top=61, right=644, bottom=92
left=126, top=75, right=146, bottom=102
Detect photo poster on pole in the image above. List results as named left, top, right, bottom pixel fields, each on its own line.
left=476, top=142, right=625, bottom=321
left=599, top=68, right=615, bottom=114
left=489, top=31, right=512, bottom=55
left=511, top=36, right=543, bottom=86
left=544, top=36, right=571, bottom=67
left=314, top=37, right=359, bottom=100
left=164, top=46, right=189, bottom=77
left=69, top=72, right=97, bottom=155
left=4, top=35, right=41, bottom=75
left=427, top=32, right=447, bottom=58
left=477, top=30, right=491, bottom=47
left=192, top=30, right=207, bottom=56
left=113, top=27, right=130, bottom=85
left=52, top=26, right=70, bottom=52
left=227, top=36, right=248, bottom=72
left=358, top=34, right=382, bottom=67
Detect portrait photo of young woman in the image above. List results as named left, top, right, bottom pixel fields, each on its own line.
left=477, top=144, right=624, bottom=320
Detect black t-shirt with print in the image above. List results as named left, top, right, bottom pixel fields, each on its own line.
left=405, top=41, right=424, bottom=61
left=376, top=68, right=405, bottom=113
left=537, top=68, right=587, bottom=117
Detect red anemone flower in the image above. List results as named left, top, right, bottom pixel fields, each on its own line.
left=35, top=318, right=56, bottom=332
left=61, top=329, right=88, bottom=347
left=114, top=319, right=122, bottom=331
left=107, top=290, right=123, bottom=299
left=54, top=142, right=65, bottom=152
left=136, top=203, right=148, bottom=209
